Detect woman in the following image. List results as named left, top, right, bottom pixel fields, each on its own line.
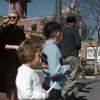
left=0, top=10, right=25, bottom=100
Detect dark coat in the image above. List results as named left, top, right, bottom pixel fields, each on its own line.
left=61, top=25, right=81, bottom=58
left=0, top=24, right=25, bottom=92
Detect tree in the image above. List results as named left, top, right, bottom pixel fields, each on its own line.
left=0, top=16, right=8, bottom=32
left=40, top=17, right=50, bottom=27
left=81, top=23, right=89, bottom=40
left=76, top=0, right=100, bottom=73
left=40, top=16, right=55, bottom=33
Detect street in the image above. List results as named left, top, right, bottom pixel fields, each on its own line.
left=76, top=81, right=100, bottom=100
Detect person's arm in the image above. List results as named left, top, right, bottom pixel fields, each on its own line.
left=47, top=45, right=71, bottom=78
left=0, top=28, right=6, bottom=52
left=5, top=45, right=18, bottom=50
left=4, top=28, right=25, bottom=50
left=73, top=28, right=81, bottom=50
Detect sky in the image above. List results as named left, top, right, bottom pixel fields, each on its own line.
left=0, top=0, right=73, bottom=18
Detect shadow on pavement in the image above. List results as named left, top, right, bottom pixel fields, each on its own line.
left=76, top=96, right=87, bottom=100
left=79, top=89, right=90, bottom=93
left=85, top=87, right=92, bottom=90
left=79, top=86, right=93, bottom=92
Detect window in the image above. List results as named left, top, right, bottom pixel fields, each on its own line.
left=13, top=3, right=16, bottom=10
left=31, top=24, right=37, bottom=32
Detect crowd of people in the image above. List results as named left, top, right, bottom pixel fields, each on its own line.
left=0, top=10, right=81, bottom=100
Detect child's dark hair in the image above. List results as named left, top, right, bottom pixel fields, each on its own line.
left=43, top=22, right=62, bottom=39
left=17, top=39, right=41, bottom=64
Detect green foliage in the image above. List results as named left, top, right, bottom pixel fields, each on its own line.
left=40, top=17, right=50, bottom=26
left=79, top=67, right=94, bottom=76
left=40, top=16, right=66, bottom=28
left=80, top=58, right=87, bottom=66
left=84, top=68, right=94, bottom=76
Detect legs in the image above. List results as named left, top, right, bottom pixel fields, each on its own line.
left=6, top=91, right=12, bottom=100
left=13, top=88, right=18, bottom=100
left=6, top=88, right=18, bottom=100
left=62, top=56, right=80, bottom=100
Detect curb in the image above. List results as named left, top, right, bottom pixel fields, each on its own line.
left=79, top=76, right=95, bottom=79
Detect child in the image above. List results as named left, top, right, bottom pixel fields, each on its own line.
left=41, top=22, right=71, bottom=100
left=16, top=39, right=49, bottom=100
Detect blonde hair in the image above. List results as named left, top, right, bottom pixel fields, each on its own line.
left=17, top=39, right=41, bottom=64
left=8, top=10, right=20, bottom=20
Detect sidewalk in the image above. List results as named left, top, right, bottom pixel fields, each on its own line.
left=76, top=75, right=100, bottom=91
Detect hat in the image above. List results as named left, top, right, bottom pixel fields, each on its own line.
left=66, top=14, right=77, bottom=23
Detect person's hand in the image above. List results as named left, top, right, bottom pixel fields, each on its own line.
left=25, top=34, right=31, bottom=39
left=43, top=90, right=49, bottom=99
left=66, top=64, right=72, bottom=75
left=15, top=46, right=19, bottom=50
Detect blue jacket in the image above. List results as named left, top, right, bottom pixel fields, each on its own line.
left=41, top=40, right=70, bottom=90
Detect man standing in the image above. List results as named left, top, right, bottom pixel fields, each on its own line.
left=61, top=14, right=81, bottom=100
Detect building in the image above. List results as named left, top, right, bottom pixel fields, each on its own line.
left=80, top=41, right=100, bottom=65
left=19, top=16, right=53, bottom=33
left=5, top=0, right=32, bottom=18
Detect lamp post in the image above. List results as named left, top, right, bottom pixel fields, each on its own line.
left=56, top=0, right=62, bottom=25
left=9, top=0, right=10, bottom=12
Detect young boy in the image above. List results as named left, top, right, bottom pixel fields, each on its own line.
left=41, top=22, right=71, bottom=100
left=16, top=39, right=49, bottom=100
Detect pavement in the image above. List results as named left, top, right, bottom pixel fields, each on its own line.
left=0, top=70, right=100, bottom=100
left=76, top=75, right=100, bottom=91
left=76, top=81, right=100, bottom=100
